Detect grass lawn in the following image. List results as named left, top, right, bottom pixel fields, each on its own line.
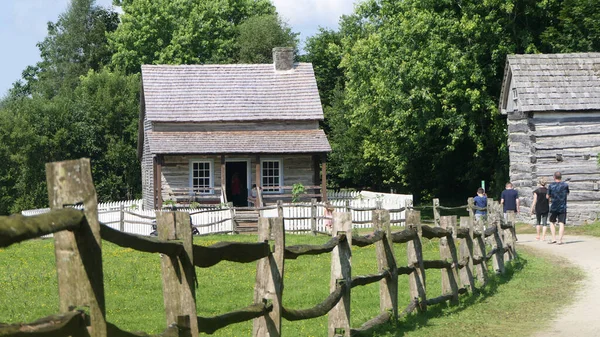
left=0, top=232, right=582, bottom=336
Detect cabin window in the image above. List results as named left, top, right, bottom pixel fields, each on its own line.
left=190, top=160, right=213, bottom=194
left=261, top=159, right=283, bottom=193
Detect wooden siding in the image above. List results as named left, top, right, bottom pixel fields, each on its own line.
left=161, top=155, right=223, bottom=203
left=507, top=110, right=600, bottom=223
left=153, top=121, right=319, bottom=132
left=159, top=154, right=317, bottom=203
left=142, top=118, right=154, bottom=210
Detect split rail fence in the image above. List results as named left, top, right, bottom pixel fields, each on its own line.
left=0, top=158, right=518, bottom=337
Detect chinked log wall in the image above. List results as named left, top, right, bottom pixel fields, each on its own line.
left=508, top=111, right=600, bottom=223
left=0, top=158, right=518, bottom=337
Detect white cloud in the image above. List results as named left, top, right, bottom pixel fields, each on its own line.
left=272, top=0, right=357, bottom=31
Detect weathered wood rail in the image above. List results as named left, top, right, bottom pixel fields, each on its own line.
left=0, top=158, right=518, bottom=337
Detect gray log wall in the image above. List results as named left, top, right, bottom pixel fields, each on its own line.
left=507, top=111, right=600, bottom=224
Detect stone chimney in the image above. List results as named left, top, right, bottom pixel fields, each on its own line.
left=273, top=47, right=294, bottom=71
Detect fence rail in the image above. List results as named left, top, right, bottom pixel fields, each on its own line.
left=1, top=158, right=518, bottom=337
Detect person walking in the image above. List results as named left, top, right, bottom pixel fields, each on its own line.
left=501, top=182, right=520, bottom=219
left=547, top=171, right=569, bottom=245
left=531, top=177, right=549, bottom=241
left=501, top=182, right=519, bottom=241
left=473, top=187, right=487, bottom=222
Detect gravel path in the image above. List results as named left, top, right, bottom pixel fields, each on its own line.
left=517, top=233, right=600, bottom=337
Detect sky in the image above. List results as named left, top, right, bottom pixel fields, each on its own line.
left=0, top=0, right=357, bottom=97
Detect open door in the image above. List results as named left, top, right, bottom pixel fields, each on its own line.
left=225, top=161, right=248, bottom=207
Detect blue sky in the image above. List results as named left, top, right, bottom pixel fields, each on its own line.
left=0, top=0, right=356, bottom=97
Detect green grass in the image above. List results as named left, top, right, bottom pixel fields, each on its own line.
left=0, top=234, right=582, bottom=336
left=517, top=220, right=600, bottom=237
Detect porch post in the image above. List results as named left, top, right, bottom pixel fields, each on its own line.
left=221, top=155, right=226, bottom=200
left=154, top=155, right=163, bottom=209
left=321, top=154, right=327, bottom=202
left=255, top=155, right=261, bottom=191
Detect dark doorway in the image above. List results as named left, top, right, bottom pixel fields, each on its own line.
left=226, top=161, right=248, bottom=207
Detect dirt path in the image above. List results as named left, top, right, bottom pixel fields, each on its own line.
left=517, top=233, right=600, bottom=336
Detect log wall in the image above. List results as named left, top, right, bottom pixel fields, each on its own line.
left=507, top=110, right=600, bottom=223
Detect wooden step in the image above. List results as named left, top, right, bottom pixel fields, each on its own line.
left=235, top=221, right=258, bottom=233
left=235, top=210, right=259, bottom=222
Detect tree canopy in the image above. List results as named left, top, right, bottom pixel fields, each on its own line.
left=2, top=0, right=600, bottom=214
left=307, top=0, right=600, bottom=202
left=109, top=0, right=278, bottom=73
left=0, top=0, right=300, bottom=214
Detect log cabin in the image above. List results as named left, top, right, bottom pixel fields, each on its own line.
left=499, top=53, right=600, bottom=224
left=138, top=47, right=331, bottom=210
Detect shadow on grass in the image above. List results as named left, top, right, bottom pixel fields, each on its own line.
left=355, top=256, right=528, bottom=336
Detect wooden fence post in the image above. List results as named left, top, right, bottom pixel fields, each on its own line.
left=277, top=200, right=284, bottom=218
left=253, top=217, right=285, bottom=337
left=119, top=204, right=125, bottom=232
left=328, top=212, right=352, bottom=337
left=373, top=209, right=398, bottom=320
left=46, top=158, right=107, bottom=337
left=406, top=210, right=426, bottom=311
left=472, top=218, right=488, bottom=287
left=432, top=198, right=440, bottom=227
left=459, top=217, right=476, bottom=293
left=157, top=211, right=198, bottom=337
left=228, top=202, right=236, bottom=234
left=505, top=211, right=517, bottom=261
left=439, top=216, right=459, bottom=304
left=491, top=202, right=505, bottom=274
left=311, top=198, right=317, bottom=235
left=467, top=197, right=475, bottom=227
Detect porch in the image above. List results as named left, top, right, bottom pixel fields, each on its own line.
left=153, top=154, right=328, bottom=209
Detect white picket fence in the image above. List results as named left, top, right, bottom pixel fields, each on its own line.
left=263, top=192, right=412, bottom=233
left=22, top=191, right=412, bottom=236
left=22, top=199, right=233, bottom=236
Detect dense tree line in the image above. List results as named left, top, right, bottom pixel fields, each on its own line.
left=0, top=0, right=296, bottom=215
left=1, top=0, right=599, bottom=214
left=304, top=0, right=600, bottom=203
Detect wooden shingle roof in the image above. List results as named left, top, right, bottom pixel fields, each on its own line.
left=146, top=130, right=331, bottom=154
left=141, top=64, right=324, bottom=122
left=500, top=53, right=600, bottom=113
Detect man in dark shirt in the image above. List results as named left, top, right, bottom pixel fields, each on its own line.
left=500, top=182, right=519, bottom=219
left=547, top=171, right=569, bottom=245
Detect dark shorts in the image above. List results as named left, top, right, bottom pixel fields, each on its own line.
left=536, top=213, right=548, bottom=226
left=549, top=212, right=567, bottom=225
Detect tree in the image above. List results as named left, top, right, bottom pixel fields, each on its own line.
left=0, top=0, right=128, bottom=214
left=73, top=70, right=142, bottom=201
left=303, top=28, right=344, bottom=109
left=23, top=0, right=119, bottom=97
left=541, top=0, right=600, bottom=52
left=310, top=0, right=598, bottom=202
left=109, top=0, right=277, bottom=73
left=236, top=14, right=298, bottom=63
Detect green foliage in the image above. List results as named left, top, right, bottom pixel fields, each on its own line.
left=163, top=199, right=176, bottom=209
left=291, top=183, right=306, bottom=203
left=0, top=69, right=141, bottom=214
left=109, top=0, right=277, bottom=73
left=236, top=14, right=298, bottom=63
left=303, top=28, right=344, bottom=108
left=0, top=0, right=139, bottom=214
left=20, top=0, right=119, bottom=98
left=308, top=0, right=600, bottom=202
